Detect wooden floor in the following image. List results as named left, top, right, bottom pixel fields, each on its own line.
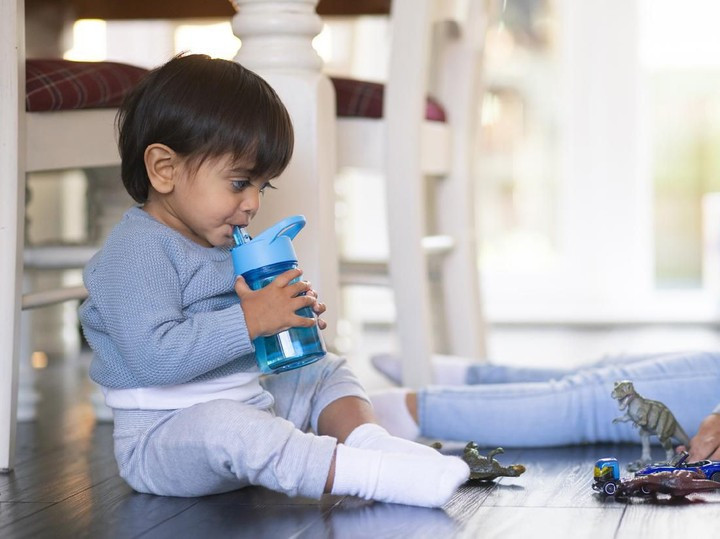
left=2, top=360, right=720, bottom=538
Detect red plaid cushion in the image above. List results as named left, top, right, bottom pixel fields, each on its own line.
left=25, top=59, right=446, bottom=122
left=331, top=76, right=446, bottom=122
left=26, top=59, right=149, bottom=112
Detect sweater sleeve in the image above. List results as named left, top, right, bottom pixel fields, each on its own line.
left=83, top=233, right=254, bottom=387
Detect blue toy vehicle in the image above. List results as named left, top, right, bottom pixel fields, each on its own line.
left=635, top=451, right=720, bottom=482
left=593, top=457, right=665, bottom=496
left=594, top=454, right=720, bottom=498
left=593, top=457, right=623, bottom=495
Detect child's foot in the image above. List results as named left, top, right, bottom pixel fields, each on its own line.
left=331, top=444, right=469, bottom=508
left=369, top=388, right=420, bottom=440
left=371, top=353, right=474, bottom=386
left=345, top=423, right=440, bottom=458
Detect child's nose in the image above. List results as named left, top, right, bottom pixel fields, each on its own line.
left=239, top=189, right=260, bottom=216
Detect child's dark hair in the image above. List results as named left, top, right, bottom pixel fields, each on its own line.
left=117, top=54, right=294, bottom=203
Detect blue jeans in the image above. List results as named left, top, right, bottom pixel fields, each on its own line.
left=418, top=351, right=720, bottom=446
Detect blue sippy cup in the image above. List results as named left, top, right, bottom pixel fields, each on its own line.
left=231, top=215, right=326, bottom=374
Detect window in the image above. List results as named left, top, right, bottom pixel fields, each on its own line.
left=479, top=0, right=720, bottom=322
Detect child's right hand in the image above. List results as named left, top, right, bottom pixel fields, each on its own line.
left=684, top=412, right=720, bottom=461
left=234, top=268, right=318, bottom=340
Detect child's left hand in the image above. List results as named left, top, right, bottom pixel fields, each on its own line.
left=683, top=412, right=720, bottom=461
left=306, top=286, right=328, bottom=330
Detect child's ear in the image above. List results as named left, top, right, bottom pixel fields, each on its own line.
left=144, top=143, right=178, bottom=194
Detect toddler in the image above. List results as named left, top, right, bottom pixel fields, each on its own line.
left=79, top=54, right=469, bottom=506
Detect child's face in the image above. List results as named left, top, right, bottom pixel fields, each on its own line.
left=151, top=153, right=271, bottom=248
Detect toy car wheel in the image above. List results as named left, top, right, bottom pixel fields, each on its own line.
left=603, top=482, right=617, bottom=496
left=640, top=485, right=652, bottom=495
left=711, top=472, right=720, bottom=483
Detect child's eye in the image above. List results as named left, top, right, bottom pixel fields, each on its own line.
left=230, top=179, right=251, bottom=192
left=259, top=182, right=276, bottom=195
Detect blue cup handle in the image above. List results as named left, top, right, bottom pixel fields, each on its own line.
left=255, top=215, right=306, bottom=244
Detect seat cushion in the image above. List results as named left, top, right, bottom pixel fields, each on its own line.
left=26, top=59, right=149, bottom=112
left=331, top=76, right=446, bottom=122
left=25, top=59, right=447, bottom=122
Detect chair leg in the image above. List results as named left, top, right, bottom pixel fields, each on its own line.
left=1, top=0, right=26, bottom=472
left=0, top=249, right=23, bottom=472
left=384, top=0, right=435, bottom=388
left=432, top=2, right=487, bottom=360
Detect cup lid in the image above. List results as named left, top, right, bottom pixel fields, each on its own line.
left=230, top=215, right=305, bottom=276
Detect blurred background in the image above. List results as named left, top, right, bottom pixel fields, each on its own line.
left=23, top=0, right=720, bottom=398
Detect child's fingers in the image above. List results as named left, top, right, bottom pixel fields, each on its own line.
left=288, top=280, right=312, bottom=297
left=313, top=302, right=326, bottom=315
left=689, top=434, right=720, bottom=461
left=273, top=268, right=304, bottom=287
left=689, top=439, right=718, bottom=461
left=317, top=317, right=327, bottom=330
left=234, top=275, right=252, bottom=298
left=305, top=288, right=318, bottom=299
left=289, top=313, right=318, bottom=328
left=688, top=413, right=720, bottom=460
left=291, top=293, right=318, bottom=311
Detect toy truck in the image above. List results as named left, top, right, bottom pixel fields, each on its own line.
left=593, top=457, right=623, bottom=496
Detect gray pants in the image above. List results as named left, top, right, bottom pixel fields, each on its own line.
left=111, top=354, right=367, bottom=499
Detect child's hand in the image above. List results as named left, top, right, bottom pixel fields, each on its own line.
left=683, top=412, right=720, bottom=461
left=234, top=268, right=320, bottom=339
left=305, top=286, right=328, bottom=330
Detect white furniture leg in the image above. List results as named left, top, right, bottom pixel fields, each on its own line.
left=231, top=0, right=339, bottom=348
left=432, top=3, right=487, bottom=360
left=0, top=0, right=26, bottom=472
left=385, top=0, right=435, bottom=387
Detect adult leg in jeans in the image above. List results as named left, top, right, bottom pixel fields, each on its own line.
left=419, top=351, right=720, bottom=446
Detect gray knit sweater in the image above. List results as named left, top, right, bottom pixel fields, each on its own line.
left=79, top=207, right=257, bottom=389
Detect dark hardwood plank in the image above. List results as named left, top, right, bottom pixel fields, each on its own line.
left=199, top=485, right=344, bottom=507
left=0, top=502, right=54, bottom=524
left=0, top=475, right=198, bottom=539
left=139, top=500, right=331, bottom=539
left=312, top=500, right=463, bottom=539
left=137, top=487, right=344, bottom=538
left=142, top=484, right=468, bottom=538
left=0, top=425, right=117, bottom=503
left=444, top=481, right=501, bottom=526
left=455, top=506, right=624, bottom=539
left=617, top=500, right=720, bottom=537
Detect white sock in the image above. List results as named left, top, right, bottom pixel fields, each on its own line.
left=371, top=353, right=473, bottom=386
left=369, top=388, right=420, bottom=440
left=331, top=444, right=469, bottom=507
left=345, top=423, right=440, bottom=458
